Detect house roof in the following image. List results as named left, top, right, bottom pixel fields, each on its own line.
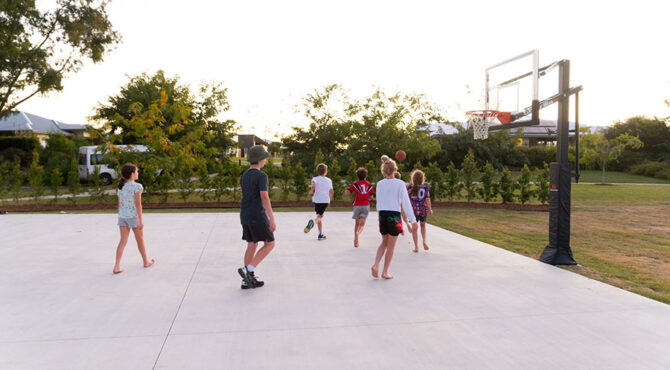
left=0, top=111, right=84, bottom=135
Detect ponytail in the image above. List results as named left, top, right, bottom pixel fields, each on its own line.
left=118, top=163, right=137, bottom=190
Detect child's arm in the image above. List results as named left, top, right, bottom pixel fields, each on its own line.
left=426, top=197, right=433, bottom=215
left=329, top=188, right=334, bottom=201
left=308, top=181, right=315, bottom=195
left=260, top=190, right=276, bottom=232
left=134, top=189, right=143, bottom=229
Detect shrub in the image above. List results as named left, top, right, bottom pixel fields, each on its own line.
left=50, top=168, right=63, bottom=202
left=330, top=157, right=344, bottom=200
left=517, top=164, right=532, bottom=204
left=67, top=157, right=81, bottom=204
left=630, top=161, right=669, bottom=178
left=425, top=162, right=444, bottom=201
left=535, top=163, right=550, bottom=204
left=460, top=149, right=479, bottom=202
left=498, top=167, right=515, bottom=204
left=9, top=157, right=23, bottom=203
left=28, top=151, right=45, bottom=201
left=444, top=161, right=462, bottom=200
left=477, top=161, right=498, bottom=202
left=292, top=162, right=309, bottom=200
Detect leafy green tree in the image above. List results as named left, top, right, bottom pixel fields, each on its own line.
left=0, top=0, right=121, bottom=117
left=580, top=132, right=643, bottom=183
left=67, top=157, right=80, bottom=204
left=197, top=162, right=211, bottom=202
left=138, top=160, right=158, bottom=203
left=444, top=161, right=462, bottom=200
left=330, top=157, right=344, bottom=200
left=90, top=164, right=105, bottom=203
left=156, top=168, right=174, bottom=203
left=264, top=158, right=277, bottom=198
left=0, top=162, right=9, bottom=199
left=517, top=164, right=532, bottom=204
left=50, top=168, right=63, bottom=203
left=314, top=149, right=325, bottom=170
left=41, top=134, right=78, bottom=185
left=460, top=149, right=479, bottom=202
left=292, top=162, right=309, bottom=200
left=226, top=162, right=244, bottom=201
left=278, top=161, right=292, bottom=201
left=498, top=167, right=515, bottom=204
left=212, top=162, right=228, bottom=202
left=175, top=158, right=196, bottom=202
left=535, top=163, right=550, bottom=204
left=10, top=157, right=23, bottom=203
left=347, top=159, right=359, bottom=184
left=365, top=160, right=380, bottom=184
left=604, top=116, right=670, bottom=169
left=28, top=150, right=45, bottom=201
left=424, top=162, right=443, bottom=201
left=477, top=161, right=498, bottom=202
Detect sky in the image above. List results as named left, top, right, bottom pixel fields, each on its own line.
left=20, top=0, right=670, bottom=140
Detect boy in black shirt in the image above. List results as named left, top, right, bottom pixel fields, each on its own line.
left=238, top=145, right=277, bottom=289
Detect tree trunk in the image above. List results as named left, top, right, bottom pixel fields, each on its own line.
left=601, top=159, right=607, bottom=183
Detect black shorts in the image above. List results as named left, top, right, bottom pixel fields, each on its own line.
left=314, top=203, right=329, bottom=216
left=378, top=211, right=403, bottom=236
left=415, top=214, right=427, bottom=223
left=242, top=222, right=275, bottom=243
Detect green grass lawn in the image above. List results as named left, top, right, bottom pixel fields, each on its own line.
left=429, top=184, right=670, bottom=304
left=575, top=170, right=670, bottom=184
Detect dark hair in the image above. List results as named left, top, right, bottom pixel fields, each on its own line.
left=356, top=167, right=368, bottom=181
left=317, top=163, right=327, bottom=176
left=410, top=170, right=424, bottom=197
left=118, top=163, right=137, bottom=190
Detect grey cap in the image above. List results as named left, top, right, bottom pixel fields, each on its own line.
left=247, top=145, right=270, bottom=163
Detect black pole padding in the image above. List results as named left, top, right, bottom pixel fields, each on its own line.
left=540, top=162, right=577, bottom=265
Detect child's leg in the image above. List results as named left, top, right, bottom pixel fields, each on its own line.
left=131, top=227, right=154, bottom=267
left=411, top=220, right=419, bottom=252
left=358, top=218, right=367, bottom=235
left=371, top=235, right=389, bottom=277
left=421, top=222, right=429, bottom=250
left=381, top=235, right=398, bottom=279
left=114, top=227, right=131, bottom=273
left=244, top=242, right=258, bottom=266
left=250, top=241, right=275, bottom=268
left=316, top=214, right=323, bottom=233
left=353, top=219, right=360, bottom=247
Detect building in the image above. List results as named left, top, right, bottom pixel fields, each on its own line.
left=0, top=111, right=88, bottom=146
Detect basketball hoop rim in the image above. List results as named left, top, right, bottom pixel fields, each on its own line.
left=466, top=109, right=505, bottom=117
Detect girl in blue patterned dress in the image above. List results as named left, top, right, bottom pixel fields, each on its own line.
left=113, top=163, right=155, bottom=274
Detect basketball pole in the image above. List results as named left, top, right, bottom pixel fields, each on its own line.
left=539, top=60, right=577, bottom=265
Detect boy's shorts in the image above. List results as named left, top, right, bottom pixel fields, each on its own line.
left=242, top=222, right=275, bottom=243
left=118, top=217, right=141, bottom=228
left=352, top=205, right=370, bottom=219
left=378, top=211, right=402, bottom=236
left=415, top=214, right=427, bottom=222
left=314, top=203, right=329, bottom=216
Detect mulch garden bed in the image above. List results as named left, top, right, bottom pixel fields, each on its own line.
left=1, top=200, right=548, bottom=212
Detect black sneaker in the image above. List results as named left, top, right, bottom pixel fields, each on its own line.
left=318, top=234, right=326, bottom=240
left=241, top=279, right=251, bottom=290
left=248, top=271, right=264, bottom=288
left=238, top=267, right=253, bottom=288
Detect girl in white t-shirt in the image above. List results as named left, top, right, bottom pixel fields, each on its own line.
left=113, top=163, right=155, bottom=274
left=371, top=157, right=417, bottom=279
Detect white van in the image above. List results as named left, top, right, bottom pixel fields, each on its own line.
left=78, top=145, right=149, bottom=185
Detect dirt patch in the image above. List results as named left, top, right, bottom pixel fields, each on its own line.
left=0, top=200, right=548, bottom=213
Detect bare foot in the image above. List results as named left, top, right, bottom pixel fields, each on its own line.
left=412, top=248, right=419, bottom=253
left=381, top=274, right=394, bottom=279
left=144, top=259, right=155, bottom=268
left=354, top=237, right=359, bottom=248
left=423, top=244, right=430, bottom=251
left=113, top=269, right=123, bottom=274
left=371, top=266, right=379, bottom=278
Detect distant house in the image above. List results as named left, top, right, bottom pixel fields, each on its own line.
left=0, top=111, right=88, bottom=146
left=425, top=120, right=593, bottom=147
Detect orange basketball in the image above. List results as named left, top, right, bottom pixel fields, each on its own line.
left=395, top=150, right=406, bottom=162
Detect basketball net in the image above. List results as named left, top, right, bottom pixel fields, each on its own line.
left=466, top=110, right=510, bottom=140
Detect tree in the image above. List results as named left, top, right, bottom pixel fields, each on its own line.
left=278, top=161, right=293, bottom=201
left=212, top=162, right=228, bottom=202
left=93, top=71, right=236, bottom=153
left=264, top=158, right=277, bottom=198
left=604, top=116, right=670, bottom=168
left=0, top=0, right=121, bottom=118
left=535, top=163, right=550, bottom=204
left=50, top=168, right=63, bottom=203
left=580, top=132, right=643, bottom=183
left=330, top=157, right=344, bottom=200
left=67, top=156, right=80, bottom=203
left=0, top=162, right=9, bottom=199
left=9, top=157, right=23, bottom=203
left=517, top=164, right=532, bottom=204
left=197, top=162, right=211, bottom=202
left=292, top=163, right=309, bottom=200
left=460, top=149, right=478, bottom=202
left=444, top=161, right=462, bottom=201
left=28, top=150, right=45, bottom=201
left=425, top=162, right=444, bottom=201
left=498, top=167, right=515, bottom=204
left=90, top=164, right=105, bottom=203
left=477, top=161, right=498, bottom=202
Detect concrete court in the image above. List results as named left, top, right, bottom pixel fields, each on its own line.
left=1, top=212, right=669, bottom=370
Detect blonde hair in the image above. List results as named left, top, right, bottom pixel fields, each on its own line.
left=381, top=158, right=397, bottom=177
left=410, top=169, right=425, bottom=197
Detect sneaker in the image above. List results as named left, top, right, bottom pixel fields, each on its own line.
left=304, top=219, right=315, bottom=233
left=318, top=234, right=326, bottom=240
left=241, top=279, right=251, bottom=290
left=238, top=267, right=253, bottom=288
left=248, top=271, right=264, bottom=288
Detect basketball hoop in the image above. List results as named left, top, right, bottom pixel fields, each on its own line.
left=466, top=110, right=511, bottom=140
